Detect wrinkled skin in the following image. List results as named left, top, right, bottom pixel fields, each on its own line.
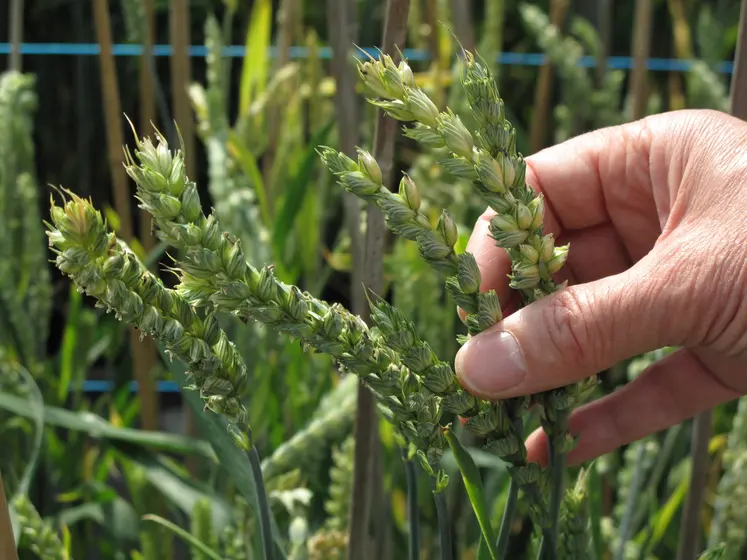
left=454, top=109, right=747, bottom=466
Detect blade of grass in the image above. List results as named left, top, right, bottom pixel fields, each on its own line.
left=142, top=514, right=223, bottom=560
left=495, top=478, right=518, bottom=557
left=248, top=442, right=276, bottom=560
left=227, top=130, right=272, bottom=226
left=58, top=493, right=140, bottom=543
left=121, top=450, right=233, bottom=530
left=14, top=367, right=43, bottom=499
left=638, top=463, right=690, bottom=555
left=444, top=427, right=499, bottom=560
left=271, top=117, right=334, bottom=262
left=0, top=393, right=214, bottom=458
left=239, top=0, right=272, bottom=117
left=57, top=285, right=81, bottom=403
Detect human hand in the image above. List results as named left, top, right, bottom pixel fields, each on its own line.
left=453, top=109, right=747, bottom=466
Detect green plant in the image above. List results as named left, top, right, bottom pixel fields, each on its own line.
left=42, top=38, right=607, bottom=557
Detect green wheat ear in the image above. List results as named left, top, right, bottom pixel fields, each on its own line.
left=46, top=188, right=250, bottom=427
left=12, top=494, right=68, bottom=560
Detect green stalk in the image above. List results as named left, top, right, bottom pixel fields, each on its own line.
left=403, top=450, right=420, bottom=560
left=495, top=478, right=518, bottom=557
left=613, top=444, right=647, bottom=560
left=434, top=489, right=453, bottom=560
left=632, top=424, right=682, bottom=534
left=496, top=417, right=524, bottom=556
left=538, top=434, right=567, bottom=559
left=248, top=443, right=276, bottom=560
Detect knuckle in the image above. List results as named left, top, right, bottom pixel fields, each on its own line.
left=542, top=288, right=591, bottom=368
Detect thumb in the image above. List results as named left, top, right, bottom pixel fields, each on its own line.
left=454, top=256, right=685, bottom=400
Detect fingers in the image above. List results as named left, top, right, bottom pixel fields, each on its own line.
left=454, top=249, right=691, bottom=401
left=524, top=348, right=741, bottom=466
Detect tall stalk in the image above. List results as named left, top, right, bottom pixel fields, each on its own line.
left=628, top=0, right=653, bottom=121
left=248, top=441, right=276, bottom=560
left=434, top=488, right=453, bottom=560
left=92, top=0, right=159, bottom=431
left=169, top=0, right=195, bottom=179
left=529, top=0, right=570, bottom=153
left=8, top=0, right=23, bottom=72
left=403, top=451, right=421, bottom=560
left=346, top=2, right=410, bottom=559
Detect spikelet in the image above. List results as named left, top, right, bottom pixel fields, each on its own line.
left=12, top=494, right=68, bottom=560
left=191, top=498, right=219, bottom=560
left=261, top=374, right=357, bottom=482
left=324, top=435, right=355, bottom=531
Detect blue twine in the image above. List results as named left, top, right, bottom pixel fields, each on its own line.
left=81, top=380, right=181, bottom=393
left=0, top=43, right=736, bottom=74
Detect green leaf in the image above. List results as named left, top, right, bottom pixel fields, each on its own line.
left=444, top=427, right=499, bottom=560
left=142, top=514, right=223, bottom=560
left=239, top=0, right=272, bottom=117
left=637, top=461, right=690, bottom=554
left=13, top=368, right=44, bottom=500
left=0, top=393, right=215, bottom=458
left=270, top=118, right=335, bottom=265
left=699, top=543, right=727, bottom=559
left=227, top=130, right=271, bottom=226
left=57, top=498, right=140, bottom=543
left=476, top=535, right=493, bottom=560
left=57, top=285, right=82, bottom=402
left=587, top=460, right=605, bottom=560
left=122, top=450, right=233, bottom=531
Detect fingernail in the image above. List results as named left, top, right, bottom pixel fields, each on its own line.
left=455, top=330, right=526, bottom=398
